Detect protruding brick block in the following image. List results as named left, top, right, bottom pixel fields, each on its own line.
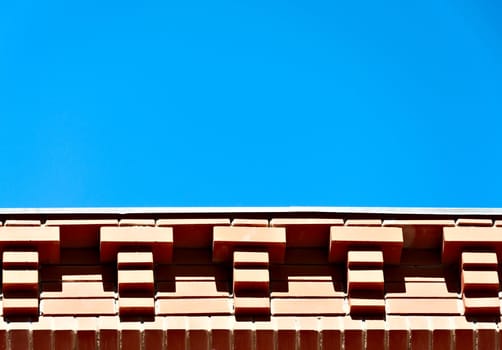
left=233, top=251, right=269, bottom=268
left=119, top=219, right=155, bottom=227
left=0, top=227, right=60, bottom=263
left=117, top=252, right=154, bottom=269
left=461, top=251, right=498, bottom=269
left=100, top=226, right=173, bottom=263
left=4, top=220, right=41, bottom=226
left=233, top=269, right=269, bottom=294
left=347, top=269, right=384, bottom=293
left=463, top=296, right=500, bottom=315
left=3, top=298, right=39, bottom=317
left=213, top=226, right=286, bottom=263
left=345, top=219, right=382, bottom=226
left=118, top=270, right=154, bottom=293
left=2, top=270, right=38, bottom=292
left=118, top=297, right=155, bottom=316
left=348, top=297, right=385, bottom=314
left=330, top=226, right=403, bottom=264
left=347, top=250, right=384, bottom=268
left=2, top=251, right=39, bottom=269
left=234, top=297, right=270, bottom=315
left=461, top=270, right=499, bottom=293
left=456, top=218, right=493, bottom=226
left=442, top=227, right=502, bottom=264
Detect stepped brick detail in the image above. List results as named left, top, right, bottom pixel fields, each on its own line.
left=0, top=209, right=500, bottom=349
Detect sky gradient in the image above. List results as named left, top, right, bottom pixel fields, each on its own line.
left=1, top=0, right=501, bottom=207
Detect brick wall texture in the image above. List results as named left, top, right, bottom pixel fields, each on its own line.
left=0, top=213, right=500, bottom=349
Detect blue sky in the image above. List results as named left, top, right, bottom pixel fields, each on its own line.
left=0, top=0, right=501, bottom=207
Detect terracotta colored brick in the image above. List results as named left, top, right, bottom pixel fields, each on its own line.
left=271, top=298, right=345, bottom=315
left=9, top=324, right=30, bottom=350
left=156, top=281, right=230, bottom=298
left=143, top=317, right=166, bottom=350
left=231, top=218, right=269, bottom=227
left=298, top=317, right=319, bottom=350
left=366, top=319, right=385, bottom=350
left=388, top=318, right=410, bottom=350
left=431, top=317, right=452, bottom=350
left=120, top=322, right=142, bottom=350
left=42, top=298, right=116, bottom=316
left=118, top=269, right=154, bottom=293
left=117, top=251, right=154, bottom=269
left=347, top=269, right=384, bottom=292
left=234, top=320, right=253, bottom=350
left=156, top=218, right=230, bottom=248
left=496, top=220, right=502, bottom=227
left=100, top=226, right=173, bottom=263
left=456, top=218, right=493, bottom=226
left=76, top=317, right=97, bottom=350
left=234, top=297, right=270, bottom=315
left=0, top=226, right=60, bottom=263
left=320, top=317, right=342, bottom=350
left=213, top=226, right=286, bottom=263
left=343, top=317, right=363, bottom=350
left=476, top=322, right=497, bottom=350
left=461, top=270, right=499, bottom=293
left=349, top=297, right=385, bottom=314
left=386, top=282, right=457, bottom=298
left=276, top=317, right=297, bottom=350
left=5, top=220, right=41, bottom=226
left=386, top=298, right=460, bottom=315
left=118, top=297, right=154, bottom=316
left=45, top=219, right=118, bottom=248
left=31, top=317, right=53, bottom=350
left=462, top=251, right=498, bottom=270
left=2, top=269, right=38, bottom=292
left=463, top=296, right=500, bottom=315
left=3, top=298, right=38, bottom=317
left=98, top=316, right=119, bottom=350
left=344, top=219, right=382, bottom=226
left=210, top=316, right=232, bottom=350
left=166, top=316, right=187, bottom=350
left=233, top=251, right=269, bottom=268
left=255, top=320, right=275, bottom=350
left=453, top=319, right=475, bottom=350
left=270, top=218, right=344, bottom=247
left=347, top=250, right=384, bottom=268
left=271, top=281, right=344, bottom=298
left=233, top=268, right=269, bottom=293
left=329, top=226, right=403, bottom=264
left=157, top=298, right=232, bottom=315
left=53, top=316, right=76, bottom=350
left=187, top=317, right=209, bottom=350
left=442, top=227, right=502, bottom=264
left=408, top=316, right=431, bottom=350
left=41, top=282, right=115, bottom=299
left=119, top=219, right=155, bottom=226
left=2, top=251, right=39, bottom=268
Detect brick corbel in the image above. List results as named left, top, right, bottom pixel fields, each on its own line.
left=212, top=226, right=286, bottom=316
left=100, top=226, right=173, bottom=317
left=0, top=226, right=60, bottom=319
left=329, top=226, right=404, bottom=315
left=442, top=227, right=502, bottom=316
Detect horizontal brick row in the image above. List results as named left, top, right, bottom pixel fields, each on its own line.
left=0, top=315, right=498, bottom=350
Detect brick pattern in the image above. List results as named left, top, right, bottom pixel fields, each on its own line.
left=347, top=250, right=385, bottom=314
left=233, top=251, right=270, bottom=315
left=0, top=216, right=501, bottom=349
left=461, top=251, right=500, bottom=315
left=2, top=251, right=40, bottom=319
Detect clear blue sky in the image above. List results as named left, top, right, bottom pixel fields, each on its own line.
left=1, top=1, right=501, bottom=208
